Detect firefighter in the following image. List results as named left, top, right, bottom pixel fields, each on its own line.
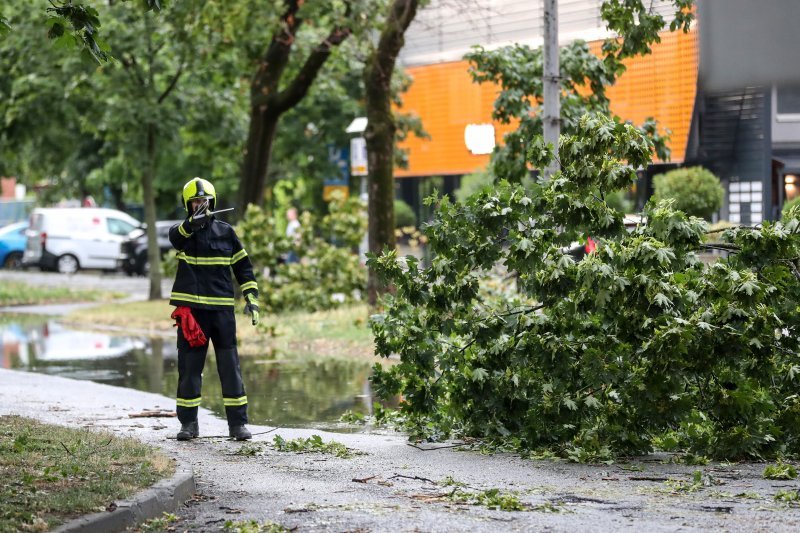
left=168, top=177, right=260, bottom=441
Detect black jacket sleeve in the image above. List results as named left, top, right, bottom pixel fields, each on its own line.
left=230, top=228, right=259, bottom=299
left=169, top=220, right=193, bottom=250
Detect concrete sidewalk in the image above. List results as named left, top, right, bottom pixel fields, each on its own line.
left=2, top=368, right=799, bottom=532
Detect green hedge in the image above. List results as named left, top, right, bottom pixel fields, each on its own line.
left=653, top=166, right=724, bottom=220
left=394, top=199, right=417, bottom=228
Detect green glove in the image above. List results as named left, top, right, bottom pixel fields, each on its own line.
left=244, top=293, right=260, bottom=326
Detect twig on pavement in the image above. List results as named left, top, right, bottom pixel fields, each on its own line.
left=352, top=475, right=378, bottom=483
left=388, top=473, right=438, bottom=484
left=406, top=442, right=463, bottom=451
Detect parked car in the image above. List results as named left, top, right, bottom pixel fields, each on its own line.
left=23, top=208, right=141, bottom=274
left=120, top=220, right=180, bottom=276
left=0, top=221, right=28, bottom=269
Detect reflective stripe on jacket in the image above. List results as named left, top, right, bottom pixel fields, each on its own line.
left=168, top=217, right=258, bottom=310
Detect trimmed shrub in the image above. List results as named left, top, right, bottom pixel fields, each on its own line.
left=652, top=166, right=724, bottom=220
left=394, top=199, right=417, bottom=228
left=606, top=189, right=633, bottom=213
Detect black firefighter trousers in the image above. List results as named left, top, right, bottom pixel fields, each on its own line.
left=176, top=307, right=248, bottom=427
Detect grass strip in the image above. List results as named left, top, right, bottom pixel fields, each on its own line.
left=64, top=299, right=176, bottom=334
left=0, top=281, right=122, bottom=306
left=65, top=300, right=376, bottom=359
left=0, top=415, right=174, bottom=531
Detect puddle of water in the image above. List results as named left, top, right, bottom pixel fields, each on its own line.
left=0, top=314, right=376, bottom=431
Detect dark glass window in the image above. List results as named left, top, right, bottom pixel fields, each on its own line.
left=107, top=218, right=136, bottom=236
left=777, top=86, right=800, bottom=114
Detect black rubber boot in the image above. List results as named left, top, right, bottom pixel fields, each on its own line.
left=229, top=425, right=252, bottom=441
left=176, top=420, right=199, bottom=441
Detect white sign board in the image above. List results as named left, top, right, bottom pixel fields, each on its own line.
left=464, top=124, right=496, bottom=155
left=350, top=137, right=368, bottom=176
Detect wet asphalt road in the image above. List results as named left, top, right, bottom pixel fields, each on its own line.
left=0, top=269, right=172, bottom=315
left=2, top=368, right=800, bottom=532
left=0, top=269, right=171, bottom=298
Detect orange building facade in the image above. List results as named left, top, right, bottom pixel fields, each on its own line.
left=395, top=27, right=699, bottom=179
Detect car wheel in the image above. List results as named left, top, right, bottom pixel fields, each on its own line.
left=3, top=252, right=23, bottom=269
left=56, top=254, right=80, bottom=274
left=134, top=250, right=150, bottom=277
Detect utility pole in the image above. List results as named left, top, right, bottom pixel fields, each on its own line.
left=543, top=0, right=560, bottom=180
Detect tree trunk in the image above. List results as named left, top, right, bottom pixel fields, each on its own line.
left=365, top=77, right=398, bottom=306
left=364, top=0, right=420, bottom=306
left=237, top=1, right=354, bottom=215
left=239, top=106, right=279, bottom=212
left=143, top=122, right=162, bottom=300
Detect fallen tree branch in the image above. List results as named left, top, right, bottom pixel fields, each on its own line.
left=406, top=442, right=463, bottom=451
left=388, top=473, right=438, bottom=484
left=129, top=410, right=177, bottom=418
left=352, top=475, right=378, bottom=483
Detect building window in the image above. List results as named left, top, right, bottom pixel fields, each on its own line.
left=777, top=86, right=800, bottom=121
left=786, top=174, right=799, bottom=202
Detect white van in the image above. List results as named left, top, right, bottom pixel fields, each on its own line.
left=23, top=208, right=141, bottom=273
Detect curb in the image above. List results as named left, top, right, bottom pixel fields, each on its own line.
left=53, top=462, right=195, bottom=533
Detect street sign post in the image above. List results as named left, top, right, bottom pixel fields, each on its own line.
left=350, top=137, right=368, bottom=177
left=324, top=145, right=350, bottom=202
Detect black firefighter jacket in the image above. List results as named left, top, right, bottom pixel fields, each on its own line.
left=168, top=217, right=259, bottom=310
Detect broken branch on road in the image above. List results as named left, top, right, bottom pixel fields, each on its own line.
left=128, top=409, right=177, bottom=418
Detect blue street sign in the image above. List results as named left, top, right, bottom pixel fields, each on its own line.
left=325, top=145, right=350, bottom=187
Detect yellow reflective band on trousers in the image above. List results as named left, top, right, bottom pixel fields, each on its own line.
left=223, top=396, right=248, bottom=407
left=231, top=249, right=248, bottom=264
left=176, top=252, right=232, bottom=266
left=178, top=223, right=191, bottom=238
left=170, top=292, right=235, bottom=306
left=176, top=397, right=201, bottom=407
left=240, top=281, right=258, bottom=292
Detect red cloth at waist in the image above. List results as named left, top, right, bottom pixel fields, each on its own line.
left=170, top=306, right=208, bottom=347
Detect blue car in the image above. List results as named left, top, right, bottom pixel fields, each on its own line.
left=0, top=221, right=28, bottom=269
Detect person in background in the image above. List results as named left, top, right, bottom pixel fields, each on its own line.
left=285, top=207, right=301, bottom=264
left=168, top=177, right=260, bottom=441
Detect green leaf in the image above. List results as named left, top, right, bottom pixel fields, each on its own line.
left=737, top=279, right=759, bottom=296
left=653, top=293, right=672, bottom=308
left=0, top=16, right=11, bottom=37
left=764, top=463, right=798, bottom=480
left=471, top=368, right=489, bottom=382
left=584, top=395, right=601, bottom=409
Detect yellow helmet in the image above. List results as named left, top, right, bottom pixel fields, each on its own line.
left=182, top=177, right=216, bottom=212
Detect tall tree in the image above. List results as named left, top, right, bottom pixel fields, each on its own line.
left=0, top=1, right=94, bottom=187
left=363, top=0, right=420, bottom=306
left=84, top=2, right=207, bottom=300
left=1, top=1, right=243, bottom=300
left=0, top=1, right=164, bottom=61
left=238, top=0, right=376, bottom=213
left=269, top=60, right=365, bottom=213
